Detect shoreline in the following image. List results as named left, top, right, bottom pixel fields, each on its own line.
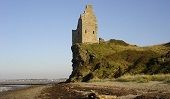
left=0, top=85, right=48, bottom=99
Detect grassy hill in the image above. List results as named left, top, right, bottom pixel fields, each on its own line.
left=67, top=39, right=170, bottom=82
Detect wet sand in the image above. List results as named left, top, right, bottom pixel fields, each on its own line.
left=0, top=85, right=48, bottom=99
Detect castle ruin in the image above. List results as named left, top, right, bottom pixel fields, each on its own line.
left=72, top=5, right=98, bottom=45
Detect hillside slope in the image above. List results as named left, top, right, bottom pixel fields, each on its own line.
left=67, top=39, right=170, bottom=82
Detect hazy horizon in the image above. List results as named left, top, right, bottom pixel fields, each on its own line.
left=0, top=0, right=170, bottom=79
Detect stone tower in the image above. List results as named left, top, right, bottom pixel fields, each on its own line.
left=72, top=5, right=98, bottom=45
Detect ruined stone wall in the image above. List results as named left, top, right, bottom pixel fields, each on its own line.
left=72, top=30, right=77, bottom=44
left=81, top=5, right=98, bottom=43
left=72, top=5, right=98, bottom=45
left=72, top=18, right=82, bottom=45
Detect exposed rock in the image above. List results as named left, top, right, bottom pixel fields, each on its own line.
left=67, top=40, right=170, bottom=82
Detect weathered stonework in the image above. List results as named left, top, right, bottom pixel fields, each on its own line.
left=72, top=5, right=98, bottom=45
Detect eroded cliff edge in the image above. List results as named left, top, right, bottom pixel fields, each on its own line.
left=67, top=39, right=170, bottom=82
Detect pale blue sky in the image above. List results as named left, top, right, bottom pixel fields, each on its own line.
left=0, top=0, right=170, bottom=79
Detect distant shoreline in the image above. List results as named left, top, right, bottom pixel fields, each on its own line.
left=0, top=83, right=48, bottom=85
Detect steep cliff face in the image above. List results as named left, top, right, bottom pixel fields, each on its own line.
left=67, top=39, right=170, bottom=82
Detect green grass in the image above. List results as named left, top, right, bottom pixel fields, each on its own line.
left=89, top=78, right=115, bottom=82
left=116, top=74, right=170, bottom=83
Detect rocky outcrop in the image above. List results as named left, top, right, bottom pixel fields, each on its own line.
left=67, top=40, right=170, bottom=82
left=67, top=44, right=95, bottom=82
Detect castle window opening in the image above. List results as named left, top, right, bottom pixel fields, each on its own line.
left=85, top=30, right=87, bottom=33
left=93, top=31, right=94, bottom=34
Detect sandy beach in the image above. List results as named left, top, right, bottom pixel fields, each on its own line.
left=0, top=85, right=48, bottom=99
left=0, top=81, right=170, bottom=99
